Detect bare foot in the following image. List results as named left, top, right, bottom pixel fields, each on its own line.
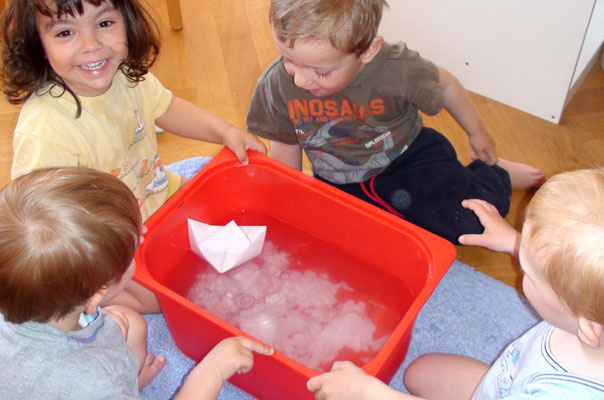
left=497, top=158, right=546, bottom=189
left=138, top=353, right=166, bottom=390
left=469, top=152, right=545, bottom=190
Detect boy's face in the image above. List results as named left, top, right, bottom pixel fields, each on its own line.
left=103, top=258, right=136, bottom=303
left=35, top=1, right=128, bottom=97
left=274, top=36, right=368, bottom=98
left=519, top=227, right=577, bottom=332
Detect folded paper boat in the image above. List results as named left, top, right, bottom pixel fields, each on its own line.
left=188, top=219, right=267, bottom=273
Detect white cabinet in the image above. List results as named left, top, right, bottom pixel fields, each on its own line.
left=379, top=0, right=603, bottom=123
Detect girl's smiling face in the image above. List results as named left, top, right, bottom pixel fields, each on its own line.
left=36, top=1, right=128, bottom=97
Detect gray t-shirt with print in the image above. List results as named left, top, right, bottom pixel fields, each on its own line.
left=246, top=42, right=444, bottom=184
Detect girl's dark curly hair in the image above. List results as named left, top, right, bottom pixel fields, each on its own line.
left=0, top=0, right=160, bottom=117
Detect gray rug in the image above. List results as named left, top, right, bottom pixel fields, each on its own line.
left=139, top=157, right=540, bottom=399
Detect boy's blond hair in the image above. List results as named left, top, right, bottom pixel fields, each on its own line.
left=0, top=167, right=142, bottom=324
left=524, top=168, right=604, bottom=324
left=270, top=0, right=388, bottom=55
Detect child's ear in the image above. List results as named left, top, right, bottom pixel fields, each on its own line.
left=359, top=36, right=384, bottom=65
left=84, top=286, right=109, bottom=315
left=577, top=316, right=603, bottom=348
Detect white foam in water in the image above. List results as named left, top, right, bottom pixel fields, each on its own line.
left=187, top=241, right=388, bottom=370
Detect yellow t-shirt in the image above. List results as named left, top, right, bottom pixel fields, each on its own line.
left=12, top=71, right=177, bottom=222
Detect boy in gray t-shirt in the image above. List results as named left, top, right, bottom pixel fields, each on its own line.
left=246, top=0, right=545, bottom=244
left=0, top=168, right=272, bottom=399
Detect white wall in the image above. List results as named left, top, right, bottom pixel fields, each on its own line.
left=568, top=0, right=604, bottom=101
left=379, top=0, right=599, bottom=123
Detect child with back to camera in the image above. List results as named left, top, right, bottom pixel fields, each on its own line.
left=0, top=167, right=274, bottom=399
left=306, top=168, right=604, bottom=399
left=0, top=0, right=267, bottom=313
left=246, top=0, right=545, bottom=245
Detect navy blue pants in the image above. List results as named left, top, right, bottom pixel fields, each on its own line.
left=315, top=127, right=511, bottom=245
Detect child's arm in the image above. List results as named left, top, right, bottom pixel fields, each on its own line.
left=404, top=353, right=489, bottom=399
left=270, top=140, right=303, bottom=171
left=307, top=361, right=422, bottom=400
left=437, top=66, right=497, bottom=166
left=458, top=199, right=521, bottom=257
left=156, top=96, right=267, bottom=164
left=174, top=337, right=273, bottom=400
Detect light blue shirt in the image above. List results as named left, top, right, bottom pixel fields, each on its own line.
left=0, top=310, right=139, bottom=399
left=472, top=321, right=604, bottom=399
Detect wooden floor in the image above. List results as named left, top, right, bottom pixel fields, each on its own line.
left=0, top=0, right=602, bottom=292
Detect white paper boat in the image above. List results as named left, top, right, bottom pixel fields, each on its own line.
left=188, top=219, right=266, bottom=273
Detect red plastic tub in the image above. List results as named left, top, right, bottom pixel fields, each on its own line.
left=134, top=148, right=455, bottom=399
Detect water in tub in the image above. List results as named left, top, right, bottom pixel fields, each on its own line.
left=185, top=217, right=414, bottom=372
